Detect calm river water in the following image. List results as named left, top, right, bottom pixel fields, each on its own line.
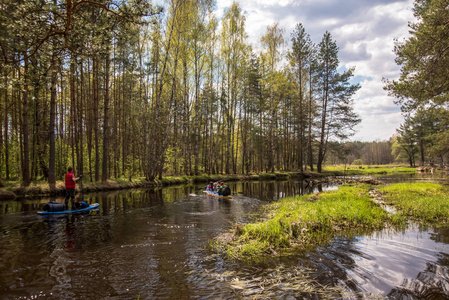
left=0, top=178, right=448, bottom=299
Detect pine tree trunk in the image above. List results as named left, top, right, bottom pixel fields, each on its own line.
left=48, top=50, right=57, bottom=189
left=78, top=59, right=84, bottom=187
left=307, top=66, right=314, bottom=171
left=102, top=51, right=110, bottom=181
left=93, top=56, right=100, bottom=181
left=4, top=69, right=10, bottom=179
left=22, top=53, right=31, bottom=186
left=298, top=63, right=304, bottom=172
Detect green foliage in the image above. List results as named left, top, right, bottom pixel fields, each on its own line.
left=352, top=159, right=363, bottom=165
left=392, top=106, right=449, bottom=166
left=384, top=0, right=449, bottom=166
left=385, top=0, right=449, bottom=110
left=395, top=120, right=419, bottom=166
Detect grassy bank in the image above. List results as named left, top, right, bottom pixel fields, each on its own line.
left=322, top=164, right=416, bottom=176
left=215, top=182, right=449, bottom=262
left=377, top=182, right=449, bottom=224
left=215, top=184, right=403, bottom=262
left=0, top=178, right=156, bottom=200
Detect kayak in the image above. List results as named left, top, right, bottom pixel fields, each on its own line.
left=203, top=190, right=232, bottom=199
left=37, top=203, right=100, bottom=215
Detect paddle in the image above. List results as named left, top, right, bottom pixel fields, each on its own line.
left=196, top=185, right=208, bottom=191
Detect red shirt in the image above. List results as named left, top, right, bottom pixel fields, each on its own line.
left=65, top=172, right=76, bottom=189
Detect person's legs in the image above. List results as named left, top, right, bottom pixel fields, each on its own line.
left=64, top=188, right=75, bottom=209
left=70, top=191, right=75, bottom=209
left=64, top=190, right=70, bottom=208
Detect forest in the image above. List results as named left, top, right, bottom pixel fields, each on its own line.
left=0, top=0, right=362, bottom=187
left=0, top=0, right=447, bottom=187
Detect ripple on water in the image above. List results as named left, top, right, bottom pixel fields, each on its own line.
left=185, top=223, right=449, bottom=299
left=307, top=224, right=449, bottom=298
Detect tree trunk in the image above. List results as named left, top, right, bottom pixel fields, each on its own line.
left=194, top=50, right=200, bottom=175
left=307, top=65, right=314, bottom=171
left=22, top=53, right=31, bottom=186
left=48, top=50, right=57, bottom=189
left=298, top=62, right=304, bottom=172
left=102, top=51, right=110, bottom=181
left=78, top=59, right=84, bottom=188
left=93, top=56, right=100, bottom=181
left=317, top=75, right=329, bottom=173
left=4, top=69, right=10, bottom=179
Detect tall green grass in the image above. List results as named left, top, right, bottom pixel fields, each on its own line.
left=218, top=182, right=449, bottom=262
left=221, top=184, right=402, bottom=262
left=378, top=183, right=449, bottom=223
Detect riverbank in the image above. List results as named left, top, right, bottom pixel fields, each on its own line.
left=213, top=182, right=449, bottom=262
left=0, top=171, right=319, bottom=200
left=322, top=164, right=417, bottom=176
left=0, top=164, right=417, bottom=200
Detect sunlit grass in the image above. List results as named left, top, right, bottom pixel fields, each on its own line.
left=216, top=181, right=449, bottom=262
left=322, top=164, right=416, bottom=176
left=218, top=184, right=403, bottom=262
left=378, top=182, right=449, bottom=223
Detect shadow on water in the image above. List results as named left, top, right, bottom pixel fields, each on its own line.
left=0, top=179, right=448, bottom=299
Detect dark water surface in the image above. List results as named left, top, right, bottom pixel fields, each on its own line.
left=0, top=180, right=448, bottom=299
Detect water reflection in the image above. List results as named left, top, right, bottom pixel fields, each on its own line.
left=0, top=180, right=448, bottom=299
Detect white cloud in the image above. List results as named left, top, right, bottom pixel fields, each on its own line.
left=352, top=79, right=404, bottom=141
left=245, top=9, right=276, bottom=45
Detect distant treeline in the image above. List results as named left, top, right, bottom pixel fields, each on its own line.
left=327, top=137, right=448, bottom=167
left=1, top=0, right=365, bottom=186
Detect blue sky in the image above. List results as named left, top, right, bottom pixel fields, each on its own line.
left=215, top=0, right=415, bottom=141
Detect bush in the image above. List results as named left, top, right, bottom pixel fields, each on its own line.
left=352, top=159, right=363, bottom=165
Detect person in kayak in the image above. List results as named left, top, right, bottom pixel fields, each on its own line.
left=64, top=167, right=82, bottom=209
left=216, top=182, right=223, bottom=194
left=206, top=181, right=214, bottom=191
left=217, top=182, right=231, bottom=196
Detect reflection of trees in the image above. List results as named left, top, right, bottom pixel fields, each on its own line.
left=387, top=257, right=449, bottom=299
left=235, top=180, right=323, bottom=201
left=430, top=227, right=449, bottom=245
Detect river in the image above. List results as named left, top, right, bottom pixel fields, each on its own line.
left=0, top=178, right=448, bottom=299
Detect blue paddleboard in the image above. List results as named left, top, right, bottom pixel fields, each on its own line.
left=37, top=203, right=99, bottom=215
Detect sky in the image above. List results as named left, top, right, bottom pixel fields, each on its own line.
left=215, top=0, right=416, bottom=142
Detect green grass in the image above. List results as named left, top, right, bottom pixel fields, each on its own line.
left=217, top=181, right=449, bottom=262
left=218, top=184, right=403, bottom=262
left=322, top=164, right=416, bottom=176
left=377, top=182, right=449, bottom=223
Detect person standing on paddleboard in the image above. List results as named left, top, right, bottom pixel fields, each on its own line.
left=64, top=167, right=82, bottom=209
